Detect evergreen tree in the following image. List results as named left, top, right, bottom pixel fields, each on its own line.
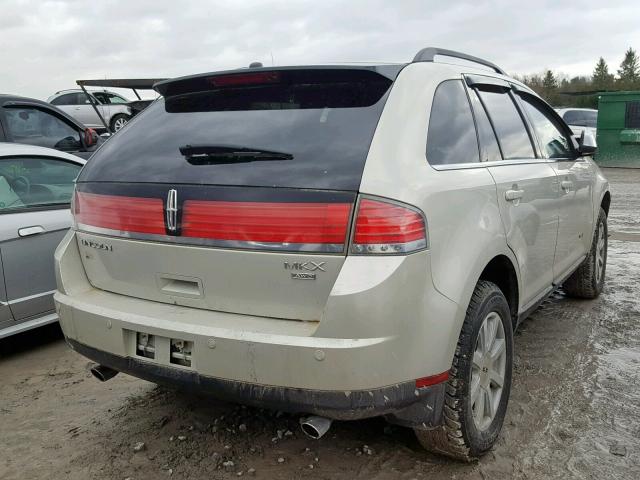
left=617, top=47, right=640, bottom=89
left=540, top=70, right=559, bottom=104
left=592, top=57, right=614, bottom=90
left=542, top=69, right=558, bottom=90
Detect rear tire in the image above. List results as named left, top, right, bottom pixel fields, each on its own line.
left=415, top=281, right=513, bottom=461
left=563, top=208, right=607, bottom=299
left=110, top=114, right=129, bottom=132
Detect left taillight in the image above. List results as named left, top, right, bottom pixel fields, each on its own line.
left=74, top=191, right=165, bottom=235
left=350, top=197, right=427, bottom=254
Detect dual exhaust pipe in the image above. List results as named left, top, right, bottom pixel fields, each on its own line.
left=90, top=364, right=119, bottom=382
left=90, top=363, right=333, bottom=439
left=300, top=415, right=332, bottom=440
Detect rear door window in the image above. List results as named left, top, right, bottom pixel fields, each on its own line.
left=562, top=110, right=583, bottom=125
left=78, top=68, right=396, bottom=191
left=477, top=89, right=535, bottom=159
left=93, top=92, right=109, bottom=104
left=468, top=89, right=502, bottom=162
left=583, top=110, right=598, bottom=128
left=426, top=80, right=479, bottom=166
left=50, top=93, right=79, bottom=106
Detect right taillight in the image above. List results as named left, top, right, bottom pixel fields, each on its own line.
left=351, top=198, right=427, bottom=254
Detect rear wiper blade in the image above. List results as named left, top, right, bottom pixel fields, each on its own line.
left=179, top=144, right=293, bottom=164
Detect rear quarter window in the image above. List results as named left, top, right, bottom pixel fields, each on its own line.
left=426, top=80, right=479, bottom=166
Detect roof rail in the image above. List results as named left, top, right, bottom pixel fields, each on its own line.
left=412, top=47, right=506, bottom=75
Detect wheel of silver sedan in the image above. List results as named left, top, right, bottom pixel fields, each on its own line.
left=470, top=311, right=506, bottom=431
left=595, top=220, right=606, bottom=284
left=113, top=116, right=128, bottom=131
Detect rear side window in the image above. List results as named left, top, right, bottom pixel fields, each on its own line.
left=79, top=69, right=395, bottom=191
left=625, top=101, right=640, bottom=128
left=51, top=93, right=79, bottom=106
left=477, top=89, right=535, bottom=159
left=426, top=80, right=479, bottom=165
left=562, top=110, right=583, bottom=125
left=583, top=110, right=597, bottom=128
left=76, top=93, right=92, bottom=105
left=468, top=90, right=502, bottom=162
left=519, top=95, right=573, bottom=159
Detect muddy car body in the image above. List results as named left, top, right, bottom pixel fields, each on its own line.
left=54, top=48, right=610, bottom=460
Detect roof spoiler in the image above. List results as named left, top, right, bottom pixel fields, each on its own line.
left=412, top=47, right=506, bottom=75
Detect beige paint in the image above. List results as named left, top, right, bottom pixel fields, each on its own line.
left=54, top=61, right=609, bottom=399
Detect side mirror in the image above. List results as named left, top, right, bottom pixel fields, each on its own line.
left=577, top=130, right=597, bottom=156
left=83, top=128, right=99, bottom=147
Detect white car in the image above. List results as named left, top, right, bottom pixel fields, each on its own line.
left=555, top=108, right=598, bottom=138
left=0, top=143, right=84, bottom=338
left=48, top=89, right=132, bottom=132
left=54, top=48, right=610, bottom=460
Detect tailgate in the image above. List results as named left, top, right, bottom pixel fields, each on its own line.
left=75, top=184, right=355, bottom=321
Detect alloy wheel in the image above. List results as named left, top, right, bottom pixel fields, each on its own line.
left=595, top=221, right=606, bottom=283
left=114, top=117, right=127, bottom=131
left=470, top=311, right=506, bottom=431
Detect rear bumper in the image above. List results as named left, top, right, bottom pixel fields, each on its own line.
left=55, top=229, right=461, bottom=426
left=67, top=337, right=444, bottom=424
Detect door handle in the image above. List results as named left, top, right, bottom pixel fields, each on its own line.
left=561, top=180, right=573, bottom=192
left=505, top=189, right=524, bottom=201
left=18, top=225, right=45, bottom=237
left=75, top=107, right=81, bottom=110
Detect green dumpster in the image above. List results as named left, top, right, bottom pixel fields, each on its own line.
left=595, top=91, right=640, bottom=168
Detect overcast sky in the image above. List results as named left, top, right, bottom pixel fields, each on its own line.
left=2, top=0, right=640, bottom=100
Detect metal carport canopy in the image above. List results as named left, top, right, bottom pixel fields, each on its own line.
left=76, top=78, right=167, bottom=89
left=75, top=78, right=167, bottom=133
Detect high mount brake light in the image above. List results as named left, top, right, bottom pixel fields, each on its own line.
left=207, top=71, right=281, bottom=88
left=351, top=198, right=427, bottom=254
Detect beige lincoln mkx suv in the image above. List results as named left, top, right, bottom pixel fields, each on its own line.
left=54, top=48, right=610, bottom=460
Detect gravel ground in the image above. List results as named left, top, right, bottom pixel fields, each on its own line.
left=1, top=168, right=639, bottom=480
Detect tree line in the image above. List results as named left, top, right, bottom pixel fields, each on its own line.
left=514, top=47, right=640, bottom=108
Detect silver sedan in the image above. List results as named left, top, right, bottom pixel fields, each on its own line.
left=0, top=143, right=84, bottom=338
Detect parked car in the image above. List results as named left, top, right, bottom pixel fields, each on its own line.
left=555, top=107, right=598, bottom=137
left=0, top=143, right=84, bottom=339
left=0, top=95, right=101, bottom=159
left=54, top=48, right=610, bottom=460
left=48, top=89, right=132, bottom=132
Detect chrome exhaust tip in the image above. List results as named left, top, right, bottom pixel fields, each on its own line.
left=300, top=416, right=333, bottom=440
left=90, top=364, right=119, bottom=382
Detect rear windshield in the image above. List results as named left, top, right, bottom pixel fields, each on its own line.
left=79, top=69, right=394, bottom=191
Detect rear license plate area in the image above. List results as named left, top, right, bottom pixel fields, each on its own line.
left=128, top=330, right=194, bottom=368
